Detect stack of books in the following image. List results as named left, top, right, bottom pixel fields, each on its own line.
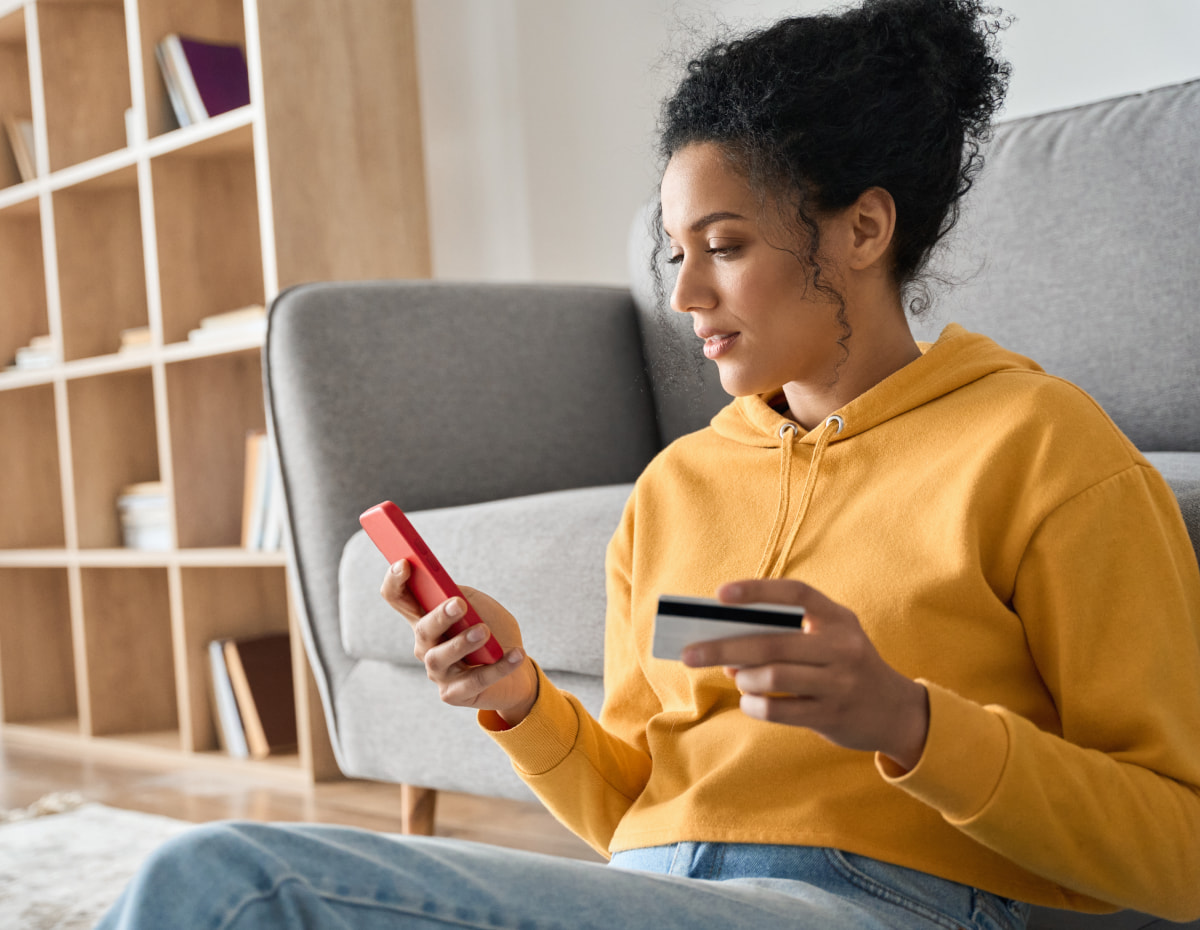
left=188, top=305, right=266, bottom=347
left=155, top=33, right=251, bottom=129
left=208, top=631, right=297, bottom=760
left=117, top=481, right=171, bottom=550
left=242, top=428, right=284, bottom=551
left=6, top=335, right=54, bottom=372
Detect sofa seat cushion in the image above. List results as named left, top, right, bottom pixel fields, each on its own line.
left=339, top=483, right=633, bottom=678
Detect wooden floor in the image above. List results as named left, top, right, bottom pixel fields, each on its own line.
left=0, top=736, right=603, bottom=864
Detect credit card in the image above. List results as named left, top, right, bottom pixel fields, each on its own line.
left=652, top=594, right=807, bottom=661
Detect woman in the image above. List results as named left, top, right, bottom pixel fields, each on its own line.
left=98, top=1, right=1200, bottom=927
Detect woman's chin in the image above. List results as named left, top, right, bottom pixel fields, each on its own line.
left=714, top=365, right=774, bottom=399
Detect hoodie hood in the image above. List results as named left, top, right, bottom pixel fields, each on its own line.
left=711, top=324, right=1045, bottom=448
left=706, top=324, right=1046, bottom=578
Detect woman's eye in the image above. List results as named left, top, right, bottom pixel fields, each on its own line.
left=665, top=244, right=740, bottom=265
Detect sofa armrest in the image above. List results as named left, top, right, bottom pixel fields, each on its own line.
left=264, top=280, right=660, bottom=760
left=1145, top=452, right=1200, bottom=559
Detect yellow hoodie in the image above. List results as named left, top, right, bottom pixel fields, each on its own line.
left=483, top=324, right=1200, bottom=920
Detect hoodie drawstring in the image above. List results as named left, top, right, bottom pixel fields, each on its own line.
left=752, top=422, right=799, bottom=579
left=756, top=414, right=844, bottom=579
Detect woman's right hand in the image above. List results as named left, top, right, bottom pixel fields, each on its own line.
left=380, top=560, right=539, bottom=726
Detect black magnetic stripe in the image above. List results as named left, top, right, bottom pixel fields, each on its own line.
left=656, top=598, right=805, bottom=629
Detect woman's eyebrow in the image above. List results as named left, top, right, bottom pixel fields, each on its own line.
left=690, top=211, right=747, bottom=232
left=663, top=210, right=749, bottom=239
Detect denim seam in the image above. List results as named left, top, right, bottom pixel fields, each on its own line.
left=824, top=850, right=968, bottom=930
left=704, top=844, right=726, bottom=881
left=217, top=874, right=537, bottom=930
left=969, top=888, right=1029, bottom=930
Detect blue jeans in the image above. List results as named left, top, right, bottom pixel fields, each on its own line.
left=95, top=821, right=1030, bottom=929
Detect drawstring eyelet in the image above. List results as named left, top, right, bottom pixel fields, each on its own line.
left=824, top=414, right=845, bottom=434
left=778, top=423, right=799, bottom=440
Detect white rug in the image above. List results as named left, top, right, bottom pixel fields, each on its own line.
left=0, top=794, right=190, bottom=930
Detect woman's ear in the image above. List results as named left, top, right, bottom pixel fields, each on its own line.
left=845, top=187, right=897, bottom=272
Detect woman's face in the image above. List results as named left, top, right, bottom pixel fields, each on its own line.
left=660, top=142, right=847, bottom=399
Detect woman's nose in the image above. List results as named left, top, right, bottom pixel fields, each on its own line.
left=669, top=258, right=716, bottom=314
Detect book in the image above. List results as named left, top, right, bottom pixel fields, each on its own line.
left=13, top=347, right=53, bottom=370
left=241, top=427, right=284, bottom=551
left=241, top=429, right=268, bottom=549
left=156, top=34, right=250, bottom=126
left=187, top=320, right=266, bottom=345
left=199, top=305, right=266, bottom=328
left=208, top=639, right=249, bottom=758
left=155, top=39, right=193, bottom=128
left=117, top=481, right=171, bottom=550
left=260, top=453, right=284, bottom=552
left=119, top=326, right=153, bottom=352
left=186, top=319, right=267, bottom=346
left=8, top=335, right=54, bottom=371
left=187, top=304, right=267, bottom=346
left=221, top=632, right=297, bottom=760
left=4, top=115, right=36, bottom=182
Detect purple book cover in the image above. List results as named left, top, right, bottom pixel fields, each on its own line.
left=179, top=36, right=250, bottom=118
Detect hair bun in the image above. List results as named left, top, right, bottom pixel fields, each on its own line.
left=858, top=0, right=1011, bottom=143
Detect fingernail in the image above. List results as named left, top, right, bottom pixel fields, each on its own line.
left=681, top=647, right=700, bottom=666
left=466, top=625, right=486, bottom=643
left=507, top=647, right=524, bottom=664
left=390, top=560, right=407, bottom=574
left=723, top=583, right=744, bottom=599
left=446, top=598, right=465, bottom=618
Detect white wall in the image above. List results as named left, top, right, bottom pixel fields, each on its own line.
left=413, top=0, right=1200, bottom=286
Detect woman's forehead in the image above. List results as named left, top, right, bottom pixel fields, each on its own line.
left=660, top=143, right=757, bottom=237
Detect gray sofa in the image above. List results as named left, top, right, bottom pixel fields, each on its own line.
left=265, top=78, right=1200, bottom=928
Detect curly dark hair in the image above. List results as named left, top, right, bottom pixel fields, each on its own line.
left=653, top=0, right=1011, bottom=320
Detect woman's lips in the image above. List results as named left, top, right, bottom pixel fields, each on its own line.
left=702, top=332, right=739, bottom=360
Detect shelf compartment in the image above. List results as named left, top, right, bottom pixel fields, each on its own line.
left=37, top=1, right=132, bottom=172
left=0, top=199, right=49, bottom=377
left=77, top=566, right=177, bottom=737
left=136, top=0, right=248, bottom=141
left=0, top=384, right=66, bottom=548
left=66, top=369, right=162, bottom=549
left=179, top=564, right=289, bottom=752
left=152, top=141, right=263, bottom=345
left=0, top=7, right=34, bottom=189
left=53, top=165, right=149, bottom=361
left=165, top=349, right=264, bottom=548
left=0, top=567, right=77, bottom=726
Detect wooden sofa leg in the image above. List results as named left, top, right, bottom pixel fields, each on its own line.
left=401, top=785, right=437, bottom=836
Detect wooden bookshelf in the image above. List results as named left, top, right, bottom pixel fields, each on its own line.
left=0, top=0, right=430, bottom=784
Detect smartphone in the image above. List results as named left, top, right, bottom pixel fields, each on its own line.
left=652, top=594, right=807, bottom=662
left=359, top=501, right=503, bottom=666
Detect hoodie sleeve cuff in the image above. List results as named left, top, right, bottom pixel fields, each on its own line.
left=876, top=679, right=1011, bottom=823
left=478, top=663, right=581, bottom=776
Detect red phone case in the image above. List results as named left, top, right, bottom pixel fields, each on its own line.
left=359, top=501, right=503, bottom=666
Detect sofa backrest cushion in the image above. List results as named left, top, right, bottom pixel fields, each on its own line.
left=915, top=78, right=1200, bottom=452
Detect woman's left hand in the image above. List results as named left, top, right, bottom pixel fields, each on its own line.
left=681, top=579, right=929, bottom=772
